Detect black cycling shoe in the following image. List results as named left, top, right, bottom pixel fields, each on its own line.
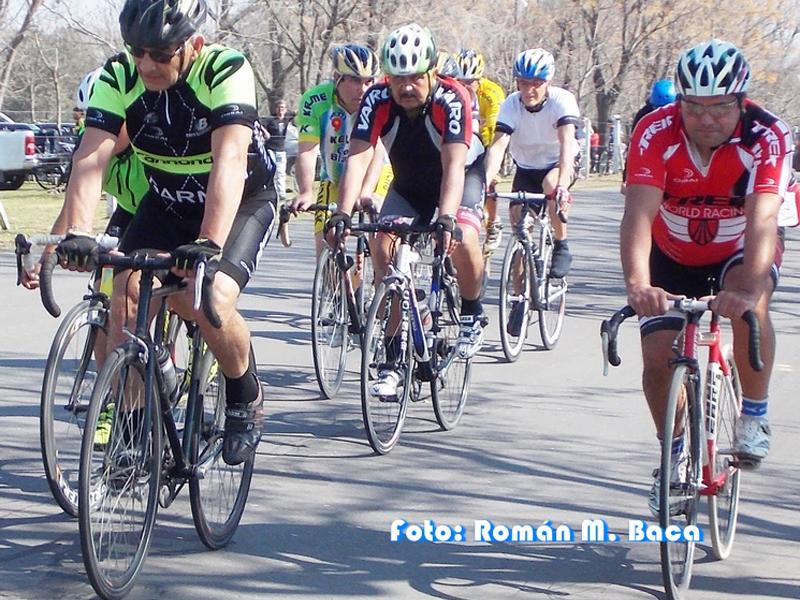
left=223, top=385, right=264, bottom=466
left=506, top=300, right=527, bottom=337
left=549, top=245, right=573, bottom=278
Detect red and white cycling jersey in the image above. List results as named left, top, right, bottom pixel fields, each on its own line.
left=626, top=100, right=793, bottom=266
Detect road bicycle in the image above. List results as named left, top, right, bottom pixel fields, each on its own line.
left=40, top=250, right=252, bottom=599
left=489, top=191, right=568, bottom=361
left=357, top=220, right=470, bottom=454
left=277, top=203, right=376, bottom=398
left=601, top=299, right=762, bottom=599
left=15, top=234, right=189, bottom=518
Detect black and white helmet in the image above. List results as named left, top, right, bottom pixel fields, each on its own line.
left=381, top=23, right=436, bottom=76
left=675, top=39, right=750, bottom=97
left=75, top=68, right=103, bottom=111
left=120, top=0, right=207, bottom=48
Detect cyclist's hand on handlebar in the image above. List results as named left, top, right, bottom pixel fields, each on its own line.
left=56, top=233, right=99, bottom=271
left=436, top=214, right=459, bottom=254
left=324, top=212, right=351, bottom=249
left=711, top=288, right=759, bottom=320
left=289, top=191, right=314, bottom=214
left=554, top=185, right=572, bottom=212
left=171, top=238, right=221, bottom=277
left=20, top=254, right=45, bottom=289
left=626, top=283, right=679, bottom=317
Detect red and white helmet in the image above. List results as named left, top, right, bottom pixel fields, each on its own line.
left=675, top=39, right=750, bottom=97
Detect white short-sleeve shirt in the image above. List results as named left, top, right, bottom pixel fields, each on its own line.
left=496, top=86, right=581, bottom=169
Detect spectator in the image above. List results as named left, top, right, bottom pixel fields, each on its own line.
left=590, top=129, right=601, bottom=173
left=264, top=99, right=292, bottom=202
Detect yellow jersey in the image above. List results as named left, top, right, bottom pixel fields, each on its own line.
left=475, top=77, right=506, bottom=147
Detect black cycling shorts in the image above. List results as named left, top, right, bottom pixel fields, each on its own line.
left=105, top=206, right=134, bottom=237
left=119, top=188, right=277, bottom=290
left=512, top=161, right=579, bottom=193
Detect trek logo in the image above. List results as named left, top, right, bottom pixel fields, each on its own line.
left=357, top=87, right=390, bottom=131
left=637, top=114, right=673, bottom=152
left=433, top=86, right=463, bottom=135
left=148, top=178, right=207, bottom=204
left=303, top=92, right=328, bottom=117
left=750, top=122, right=782, bottom=167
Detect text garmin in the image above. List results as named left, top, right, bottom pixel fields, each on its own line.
left=148, top=178, right=207, bottom=204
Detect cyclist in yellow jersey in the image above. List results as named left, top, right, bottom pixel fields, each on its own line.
left=291, top=44, right=392, bottom=256
left=454, top=49, right=506, bottom=257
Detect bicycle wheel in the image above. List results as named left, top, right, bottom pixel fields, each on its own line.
left=660, top=364, right=702, bottom=600
left=79, top=343, right=161, bottom=600
left=190, top=345, right=254, bottom=549
left=498, top=237, right=530, bottom=362
left=41, top=299, right=106, bottom=517
left=360, top=281, right=412, bottom=454
left=708, top=345, right=743, bottom=560
left=311, top=247, right=348, bottom=398
left=536, top=227, right=566, bottom=349
left=34, top=163, right=66, bottom=190
left=354, top=235, right=375, bottom=342
left=430, top=275, right=470, bottom=430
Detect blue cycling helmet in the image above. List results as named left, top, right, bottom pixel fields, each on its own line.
left=649, top=79, right=676, bottom=107
left=512, top=49, right=555, bottom=80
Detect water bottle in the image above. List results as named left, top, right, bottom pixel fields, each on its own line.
left=157, top=347, right=178, bottom=402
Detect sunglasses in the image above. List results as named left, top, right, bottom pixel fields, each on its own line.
left=126, top=42, right=184, bottom=64
left=680, top=97, right=739, bottom=118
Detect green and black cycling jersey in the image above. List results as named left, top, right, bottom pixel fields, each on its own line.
left=103, top=146, right=148, bottom=215
left=86, top=44, right=274, bottom=211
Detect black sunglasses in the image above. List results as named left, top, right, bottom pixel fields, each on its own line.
left=126, top=42, right=184, bottom=64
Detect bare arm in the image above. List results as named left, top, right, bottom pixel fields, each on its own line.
left=359, top=138, right=387, bottom=203
left=556, top=124, right=577, bottom=188
left=200, top=124, right=251, bottom=246
left=291, top=140, right=320, bottom=210
left=620, top=183, right=672, bottom=316
left=62, top=127, right=118, bottom=232
left=483, top=131, right=510, bottom=187
left=439, top=142, right=467, bottom=217
left=338, top=139, right=375, bottom=216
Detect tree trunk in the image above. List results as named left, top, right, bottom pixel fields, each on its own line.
left=0, top=0, right=44, bottom=109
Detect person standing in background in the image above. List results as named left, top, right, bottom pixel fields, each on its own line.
left=265, top=99, right=292, bottom=202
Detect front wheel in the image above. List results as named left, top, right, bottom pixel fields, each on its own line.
left=190, top=346, right=254, bottom=549
left=498, top=238, right=530, bottom=362
left=659, top=364, right=701, bottom=600
left=707, top=345, right=743, bottom=560
left=41, top=299, right=106, bottom=517
left=360, top=281, right=412, bottom=454
left=311, top=247, right=348, bottom=398
left=536, top=229, right=566, bottom=349
left=79, top=344, right=161, bottom=600
left=431, top=276, right=470, bottom=430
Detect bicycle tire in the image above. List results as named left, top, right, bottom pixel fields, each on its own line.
left=659, top=364, right=701, bottom=600
left=190, top=345, right=254, bottom=549
left=498, top=237, right=530, bottom=362
left=354, top=235, right=375, bottom=344
left=707, top=344, right=743, bottom=560
left=536, top=226, right=566, bottom=349
left=430, top=275, right=470, bottom=430
left=311, top=247, right=348, bottom=398
left=360, top=281, right=412, bottom=454
left=79, top=343, right=161, bottom=600
left=34, top=164, right=65, bottom=190
left=40, top=299, right=106, bottom=517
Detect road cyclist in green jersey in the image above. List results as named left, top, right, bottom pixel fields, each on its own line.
left=54, top=0, right=277, bottom=466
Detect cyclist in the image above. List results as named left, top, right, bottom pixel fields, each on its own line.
left=622, top=40, right=792, bottom=513
left=483, top=48, right=581, bottom=333
left=453, top=49, right=506, bottom=258
left=53, top=0, right=276, bottom=466
left=327, top=23, right=487, bottom=396
left=291, top=43, right=390, bottom=256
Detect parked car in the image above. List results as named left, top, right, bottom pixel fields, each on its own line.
left=0, top=122, right=39, bottom=190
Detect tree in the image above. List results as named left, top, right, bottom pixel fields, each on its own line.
left=0, top=0, right=45, bottom=109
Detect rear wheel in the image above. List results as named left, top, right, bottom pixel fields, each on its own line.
left=536, top=227, right=566, bottom=349
left=708, top=345, right=743, bottom=560
left=311, top=247, right=348, bottom=398
left=190, top=346, right=254, bottom=549
left=41, top=299, right=106, bottom=517
left=659, top=365, right=701, bottom=600
left=360, top=282, right=412, bottom=454
left=498, top=238, right=530, bottom=362
left=79, top=344, right=161, bottom=600
left=430, top=276, right=470, bottom=430
left=34, top=163, right=66, bottom=190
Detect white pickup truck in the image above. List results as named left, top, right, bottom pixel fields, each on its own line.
left=0, top=122, right=39, bottom=190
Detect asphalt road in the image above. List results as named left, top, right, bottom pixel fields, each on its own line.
left=1, top=186, right=798, bottom=599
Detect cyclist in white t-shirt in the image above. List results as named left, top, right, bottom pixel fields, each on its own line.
left=484, top=48, right=581, bottom=284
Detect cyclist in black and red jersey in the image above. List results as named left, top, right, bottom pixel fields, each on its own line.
left=622, top=40, right=793, bottom=514
left=327, top=23, right=487, bottom=397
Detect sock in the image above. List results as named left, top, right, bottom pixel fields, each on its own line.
left=741, top=396, right=768, bottom=417
left=384, top=336, right=401, bottom=366
left=461, top=297, right=483, bottom=317
left=225, top=347, right=260, bottom=406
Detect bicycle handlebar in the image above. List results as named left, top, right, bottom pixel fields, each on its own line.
left=486, top=190, right=569, bottom=223
left=600, top=301, right=763, bottom=375
left=277, top=202, right=338, bottom=247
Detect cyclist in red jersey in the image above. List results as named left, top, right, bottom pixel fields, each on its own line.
left=328, top=23, right=487, bottom=397
left=622, top=40, right=792, bottom=515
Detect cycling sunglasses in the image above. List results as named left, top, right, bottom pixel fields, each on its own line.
left=125, top=42, right=184, bottom=64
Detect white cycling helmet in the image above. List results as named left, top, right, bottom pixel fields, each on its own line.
left=75, top=68, right=103, bottom=111
left=675, top=39, right=750, bottom=97
left=512, top=48, right=555, bottom=81
left=381, top=23, right=436, bottom=76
